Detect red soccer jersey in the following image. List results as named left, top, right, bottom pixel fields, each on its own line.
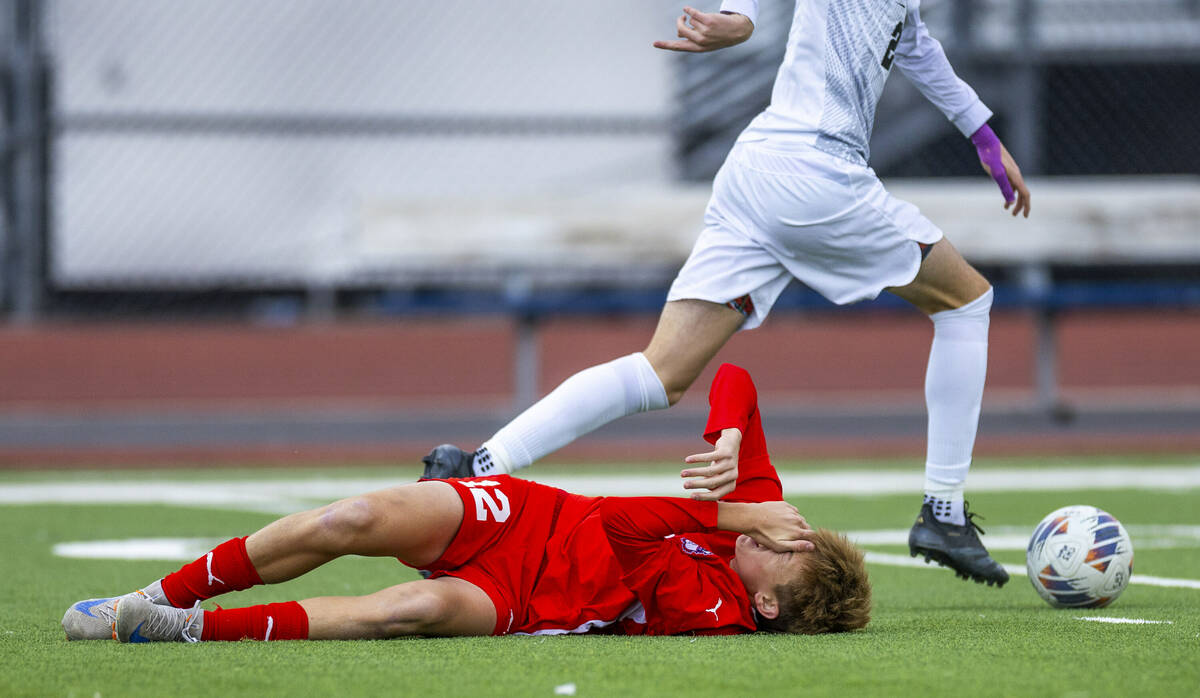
left=598, top=363, right=784, bottom=635
left=429, top=363, right=783, bottom=636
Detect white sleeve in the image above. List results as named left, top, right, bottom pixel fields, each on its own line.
left=894, top=5, right=992, bottom=138
left=719, top=0, right=758, bottom=26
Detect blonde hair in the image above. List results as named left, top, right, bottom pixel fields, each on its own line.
left=760, top=528, right=871, bottom=635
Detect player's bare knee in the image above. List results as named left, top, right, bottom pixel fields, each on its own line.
left=315, top=496, right=379, bottom=549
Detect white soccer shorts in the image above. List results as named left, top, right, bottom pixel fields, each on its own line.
left=667, top=141, right=944, bottom=330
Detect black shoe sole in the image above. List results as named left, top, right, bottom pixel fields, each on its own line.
left=909, top=546, right=1008, bottom=587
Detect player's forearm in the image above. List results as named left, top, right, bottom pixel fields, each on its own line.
left=716, top=501, right=765, bottom=535
left=718, top=500, right=812, bottom=552
left=703, top=364, right=758, bottom=441
left=601, top=497, right=718, bottom=544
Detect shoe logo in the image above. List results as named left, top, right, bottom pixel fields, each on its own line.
left=706, top=598, right=723, bottom=622
left=129, top=621, right=151, bottom=643
left=206, top=552, right=225, bottom=587
left=264, top=616, right=274, bottom=641
left=73, top=598, right=112, bottom=619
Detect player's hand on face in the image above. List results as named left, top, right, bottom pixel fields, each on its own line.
left=750, top=501, right=814, bottom=553
left=653, top=7, right=753, bottom=53
left=682, top=428, right=741, bottom=500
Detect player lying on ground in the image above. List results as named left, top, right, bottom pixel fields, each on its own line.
left=423, top=0, right=1029, bottom=587
left=63, top=364, right=870, bottom=642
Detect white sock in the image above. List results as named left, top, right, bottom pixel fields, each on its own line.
left=923, top=287, right=992, bottom=527
left=471, top=446, right=499, bottom=477
left=923, top=489, right=966, bottom=526
left=476, top=352, right=669, bottom=472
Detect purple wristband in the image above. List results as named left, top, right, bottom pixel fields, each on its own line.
left=970, top=124, right=1015, bottom=203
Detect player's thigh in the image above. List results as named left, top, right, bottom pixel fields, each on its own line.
left=887, top=238, right=991, bottom=315
left=643, top=299, right=745, bottom=403
left=303, top=576, right=496, bottom=639
left=339, top=480, right=465, bottom=567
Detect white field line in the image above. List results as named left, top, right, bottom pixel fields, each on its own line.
left=865, top=552, right=1200, bottom=590
left=52, top=537, right=221, bottom=561
left=54, top=536, right=1200, bottom=590
left=3, top=465, right=1200, bottom=513
left=1077, top=617, right=1173, bottom=624
left=849, top=525, right=1200, bottom=551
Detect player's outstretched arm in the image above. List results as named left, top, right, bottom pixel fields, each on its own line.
left=682, top=363, right=782, bottom=502
left=970, top=124, right=1032, bottom=218
left=653, top=6, right=753, bottom=53
left=892, top=7, right=1030, bottom=218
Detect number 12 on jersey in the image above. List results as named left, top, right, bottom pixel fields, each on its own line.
left=463, top=480, right=512, bottom=522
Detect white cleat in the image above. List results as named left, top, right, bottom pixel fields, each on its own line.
left=114, top=595, right=203, bottom=643
left=62, top=591, right=151, bottom=641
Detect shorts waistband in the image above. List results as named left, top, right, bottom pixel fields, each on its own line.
left=730, top=141, right=867, bottom=178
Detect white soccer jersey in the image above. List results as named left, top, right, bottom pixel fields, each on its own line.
left=719, top=0, right=993, bottom=164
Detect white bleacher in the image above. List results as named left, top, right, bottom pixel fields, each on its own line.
left=342, top=176, right=1200, bottom=288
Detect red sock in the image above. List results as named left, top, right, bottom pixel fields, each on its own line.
left=161, top=536, right=264, bottom=607
left=200, top=602, right=309, bottom=641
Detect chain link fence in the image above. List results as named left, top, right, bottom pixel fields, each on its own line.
left=2, top=0, right=1199, bottom=317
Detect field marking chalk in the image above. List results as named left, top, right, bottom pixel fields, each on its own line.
left=5, top=464, right=1200, bottom=514
left=1077, top=617, right=1173, bottom=624
left=864, top=552, right=1200, bottom=590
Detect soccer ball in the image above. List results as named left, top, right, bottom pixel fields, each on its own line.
left=1026, top=505, right=1133, bottom=608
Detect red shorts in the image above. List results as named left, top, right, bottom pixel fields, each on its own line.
left=421, top=475, right=601, bottom=635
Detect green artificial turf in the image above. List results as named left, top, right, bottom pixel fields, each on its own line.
left=1, top=457, right=1197, bottom=697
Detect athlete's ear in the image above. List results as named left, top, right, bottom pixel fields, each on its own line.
left=753, top=591, right=780, bottom=620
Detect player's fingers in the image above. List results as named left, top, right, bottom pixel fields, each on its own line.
left=1016, top=187, right=1031, bottom=218
left=682, top=6, right=711, bottom=27
left=1011, top=174, right=1031, bottom=218
left=683, top=451, right=718, bottom=465
left=682, top=469, right=736, bottom=492
left=676, top=13, right=696, bottom=37
left=692, top=480, right=736, bottom=501
left=676, top=23, right=705, bottom=44
left=785, top=539, right=815, bottom=552
left=690, top=465, right=735, bottom=483
left=652, top=38, right=704, bottom=52
left=681, top=471, right=723, bottom=488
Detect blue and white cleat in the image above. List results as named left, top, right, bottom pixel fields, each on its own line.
left=114, top=595, right=203, bottom=643
left=62, top=591, right=152, bottom=641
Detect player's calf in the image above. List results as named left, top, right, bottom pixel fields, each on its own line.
left=304, top=579, right=497, bottom=639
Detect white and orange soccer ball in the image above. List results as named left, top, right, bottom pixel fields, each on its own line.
left=1026, top=505, right=1134, bottom=608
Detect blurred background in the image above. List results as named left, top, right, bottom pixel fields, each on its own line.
left=1, top=0, right=1198, bottom=467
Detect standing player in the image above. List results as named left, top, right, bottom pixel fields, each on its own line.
left=62, top=365, right=871, bottom=642
left=424, top=1, right=1031, bottom=586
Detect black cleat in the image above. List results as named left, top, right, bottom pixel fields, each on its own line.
left=908, top=501, right=1010, bottom=587
left=420, top=444, right=474, bottom=480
